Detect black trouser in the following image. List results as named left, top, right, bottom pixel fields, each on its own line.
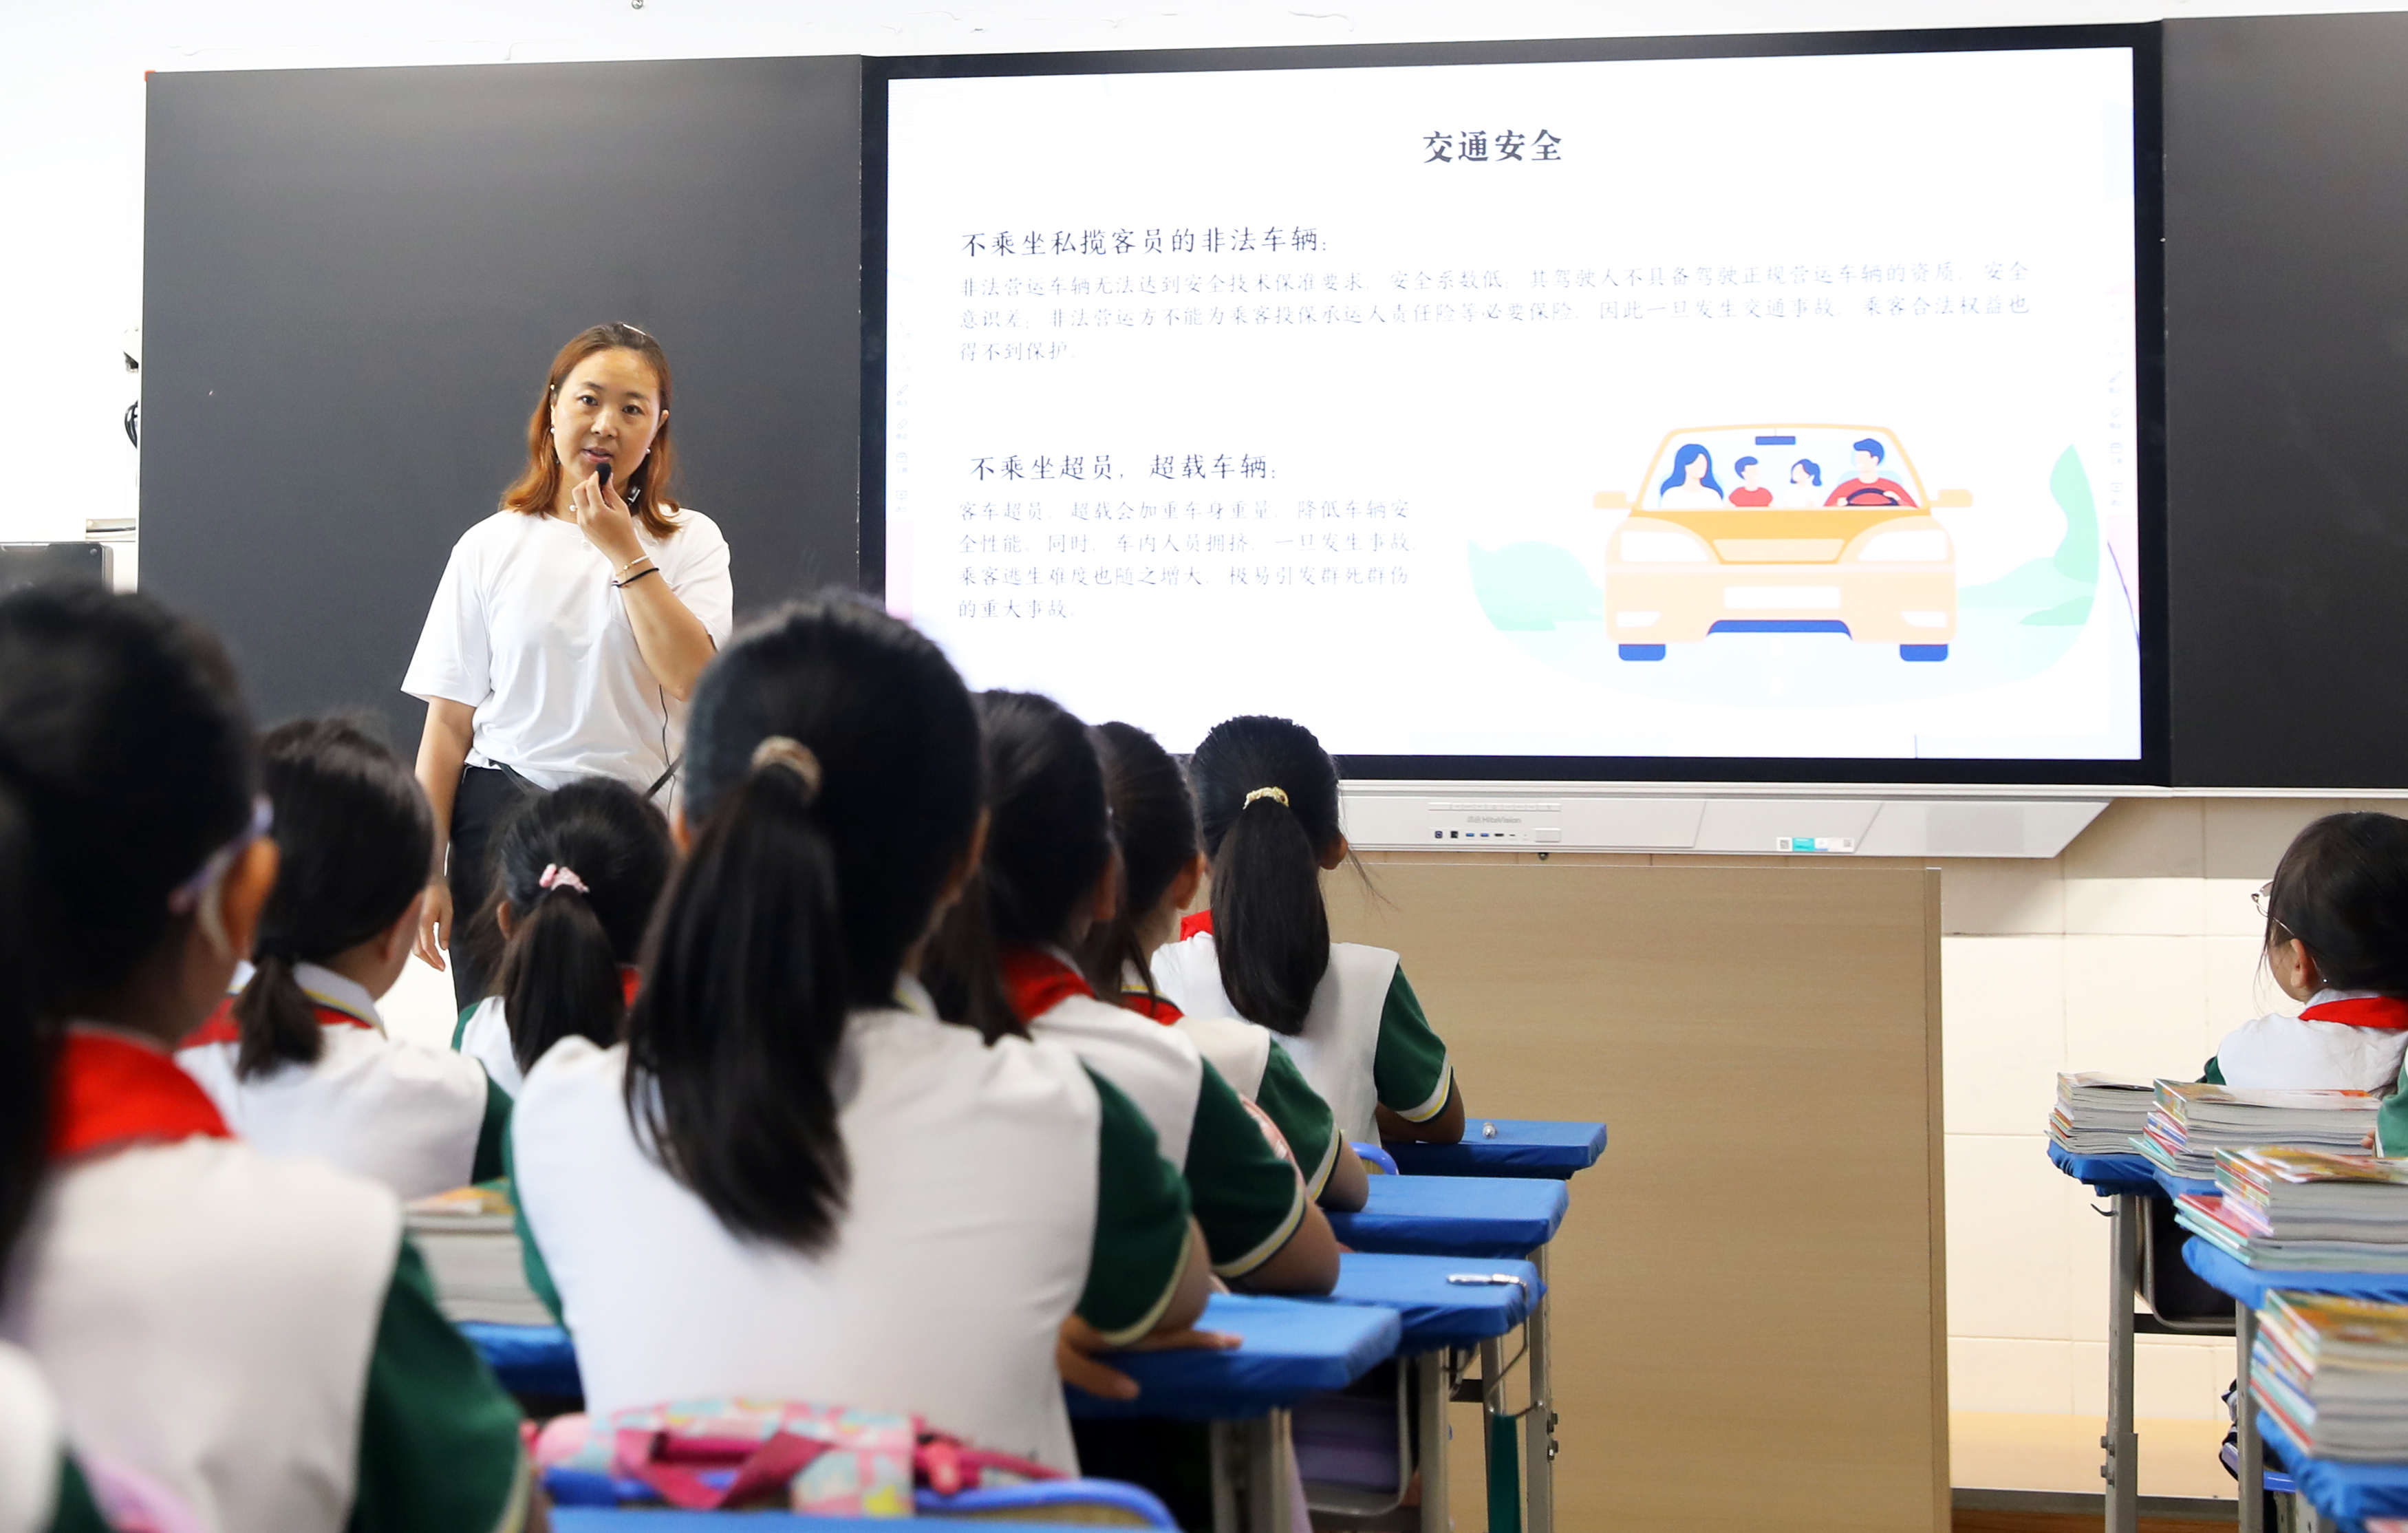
left=446, top=764, right=544, bottom=1011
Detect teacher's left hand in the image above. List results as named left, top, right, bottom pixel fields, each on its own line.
left=567, top=464, right=645, bottom=569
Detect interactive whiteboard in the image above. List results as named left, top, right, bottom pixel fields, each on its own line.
left=879, top=40, right=2150, bottom=774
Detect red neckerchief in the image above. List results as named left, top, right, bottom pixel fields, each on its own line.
left=1179, top=910, right=1214, bottom=941
left=180, top=991, right=378, bottom=1050
left=1119, top=989, right=1184, bottom=1025
left=620, top=967, right=643, bottom=1007
left=51, top=1027, right=231, bottom=1160
left=2301, top=996, right=2408, bottom=1032
left=998, top=946, right=1096, bottom=1026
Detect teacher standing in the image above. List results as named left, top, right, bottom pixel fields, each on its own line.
left=403, top=323, right=733, bottom=1007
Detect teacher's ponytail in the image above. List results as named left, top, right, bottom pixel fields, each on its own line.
left=623, top=596, right=985, bottom=1252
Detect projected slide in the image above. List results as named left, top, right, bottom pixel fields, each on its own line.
left=883, top=45, right=2142, bottom=762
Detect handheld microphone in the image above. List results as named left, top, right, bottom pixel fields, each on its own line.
left=594, top=460, right=613, bottom=493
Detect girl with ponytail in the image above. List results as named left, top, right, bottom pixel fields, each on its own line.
left=178, top=715, right=508, bottom=1199
left=1152, top=714, right=1467, bottom=1146
left=0, top=586, right=534, bottom=1533
left=453, top=778, right=671, bottom=1095
left=1084, top=719, right=1368, bottom=1213
left=508, top=597, right=1215, bottom=1471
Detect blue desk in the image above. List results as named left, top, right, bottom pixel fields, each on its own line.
left=2178, top=1218, right=2408, bottom=1533
left=1326, top=1175, right=1568, bottom=1261
left=1383, top=1120, right=1606, bottom=1181
left=1065, top=1292, right=1397, bottom=1423
left=460, top=1322, right=580, bottom=1400
left=556, top=1512, right=1126, bottom=1533
left=2258, top=1411, right=2408, bottom=1533
left=2047, top=1140, right=2158, bottom=1197
left=1318, top=1252, right=1538, bottom=1351
left=2049, top=1138, right=2233, bottom=1533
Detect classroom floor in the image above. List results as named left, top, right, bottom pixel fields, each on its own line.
left=1953, top=1411, right=2234, bottom=1501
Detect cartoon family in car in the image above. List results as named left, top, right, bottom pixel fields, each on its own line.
left=1594, top=426, right=1972, bottom=662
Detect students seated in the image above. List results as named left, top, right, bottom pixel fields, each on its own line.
left=177, top=716, right=507, bottom=1199
left=2211, top=812, right=2408, bottom=1093
left=1086, top=719, right=1368, bottom=1212
left=924, top=692, right=1340, bottom=1294
left=508, top=598, right=1216, bottom=1472
left=453, top=778, right=671, bottom=1096
left=1152, top=715, right=1467, bottom=1146
left=0, top=586, right=531, bottom=1533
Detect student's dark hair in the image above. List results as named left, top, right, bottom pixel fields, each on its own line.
left=1190, top=715, right=1342, bottom=1036
left=627, top=594, right=984, bottom=1250
left=0, top=585, right=256, bottom=1020
left=481, top=778, right=671, bottom=1073
left=2262, top=812, right=2408, bottom=996
left=0, top=789, right=48, bottom=1289
left=922, top=692, right=1112, bottom=1029
left=233, top=716, right=434, bottom=1079
left=1082, top=720, right=1198, bottom=999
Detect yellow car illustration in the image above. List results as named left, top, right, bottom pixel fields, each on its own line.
left=1596, top=425, right=1972, bottom=662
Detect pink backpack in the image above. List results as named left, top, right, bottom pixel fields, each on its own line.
left=533, top=1398, right=1058, bottom=1514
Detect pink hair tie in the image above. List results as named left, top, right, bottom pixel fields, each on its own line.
left=538, top=864, right=590, bottom=896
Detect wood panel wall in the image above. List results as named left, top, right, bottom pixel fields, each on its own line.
left=1324, top=855, right=1948, bottom=1532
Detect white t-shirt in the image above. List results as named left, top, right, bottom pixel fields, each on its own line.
left=2215, top=989, right=2408, bottom=1093
left=402, top=508, right=734, bottom=792
left=177, top=964, right=495, bottom=1201
left=509, top=983, right=1099, bottom=1470
left=455, top=996, right=524, bottom=1097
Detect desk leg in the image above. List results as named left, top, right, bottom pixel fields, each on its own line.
left=1240, top=1408, right=1297, bottom=1533
left=1417, top=1350, right=1450, bottom=1533
left=2236, top=1302, right=2263, bottom=1533
left=1210, top=1421, right=1240, bottom=1533
left=1481, top=1337, right=1521, bottom=1533
left=1524, top=1244, right=1555, bottom=1533
left=2105, top=1192, right=2140, bottom=1533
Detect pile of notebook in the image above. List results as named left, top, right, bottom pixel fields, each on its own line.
left=2133, top=1082, right=2381, bottom=1182
left=2254, top=1289, right=2408, bottom=1460
left=404, top=1181, right=550, bottom=1327
left=2175, top=1147, right=2408, bottom=1272
left=2050, top=1073, right=2156, bottom=1156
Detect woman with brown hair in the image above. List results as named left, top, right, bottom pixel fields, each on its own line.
left=404, top=323, right=732, bottom=1007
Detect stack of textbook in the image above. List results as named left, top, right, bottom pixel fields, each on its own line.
left=2050, top=1073, right=2156, bottom=1155
left=2255, top=1289, right=2408, bottom=1459
left=2133, top=1082, right=2381, bottom=1182
left=404, top=1181, right=550, bottom=1327
left=2175, top=1147, right=2408, bottom=1273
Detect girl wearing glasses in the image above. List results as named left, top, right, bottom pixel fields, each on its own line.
left=2210, top=812, right=2408, bottom=1093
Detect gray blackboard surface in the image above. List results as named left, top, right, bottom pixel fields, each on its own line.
left=2164, top=14, right=2408, bottom=786
left=142, top=56, right=864, bottom=751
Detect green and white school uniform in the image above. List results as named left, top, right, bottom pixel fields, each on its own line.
left=1003, top=948, right=1309, bottom=1280
left=0, top=1343, right=105, bottom=1533
left=3, top=1025, right=530, bottom=1533
left=1152, top=919, right=1452, bottom=1145
left=1117, top=971, right=1345, bottom=1205
left=178, top=963, right=508, bottom=1200
left=508, top=978, right=1191, bottom=1473
left=2204, top=991, right=2408, bottom=1094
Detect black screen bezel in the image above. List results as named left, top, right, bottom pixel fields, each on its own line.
left=863, top=23, right=2169, bottom=786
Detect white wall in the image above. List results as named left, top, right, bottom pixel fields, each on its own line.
left=1941, top=796, right=2399, bottom=1420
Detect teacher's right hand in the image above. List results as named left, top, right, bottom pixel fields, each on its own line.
left=414, top=877, right=452, bottom=971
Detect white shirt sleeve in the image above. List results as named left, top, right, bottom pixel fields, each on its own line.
left=400, top=533, right=491, bottom=708
left=661, top=511, right=735, bottom=643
